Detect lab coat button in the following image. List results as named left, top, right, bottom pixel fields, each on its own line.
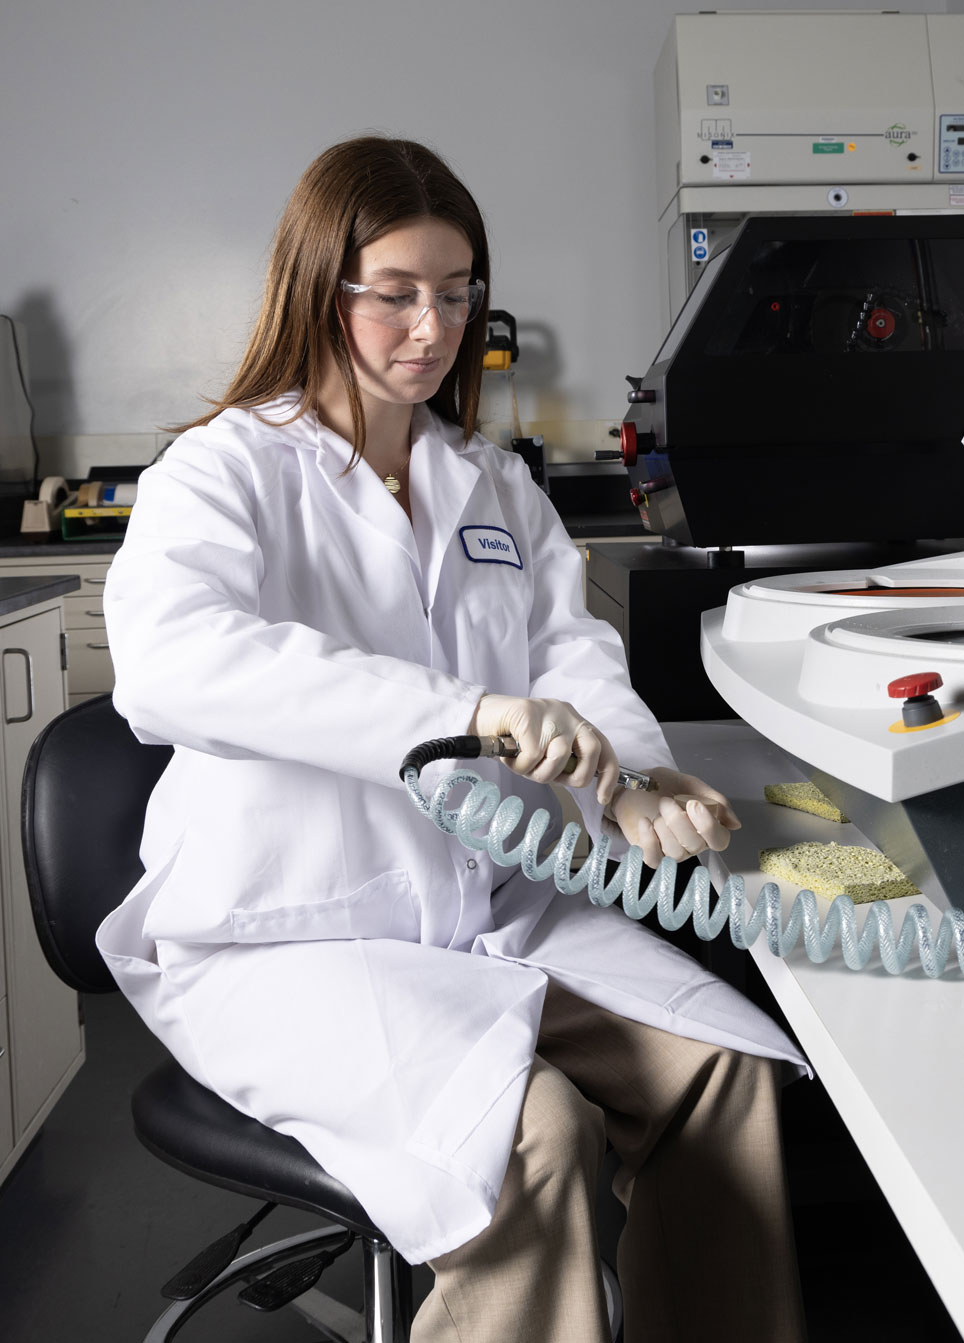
left=466, top=859, right=477, bottom=870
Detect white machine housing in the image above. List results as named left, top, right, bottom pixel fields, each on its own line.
left=701, top=553, right=964, bottom=803
left=655, top=12, right=964, bottom=327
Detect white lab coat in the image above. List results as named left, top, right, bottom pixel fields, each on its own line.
left=97, top=394, right=805, bottom=1264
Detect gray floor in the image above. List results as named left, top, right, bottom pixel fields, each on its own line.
left=0, top=987, right=960, bottom=1341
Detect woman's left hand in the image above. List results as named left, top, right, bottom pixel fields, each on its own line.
left=608, top=766, right=741, bottom=868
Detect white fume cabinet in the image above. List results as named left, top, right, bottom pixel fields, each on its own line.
left=656, top=11, right=964, bottom=329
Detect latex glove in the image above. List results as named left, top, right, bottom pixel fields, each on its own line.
left=608, top=766, right=741, bottom=868
left=469, top=694, right=620, bottom=802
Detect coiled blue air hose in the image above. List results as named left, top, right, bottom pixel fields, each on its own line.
left=399, top=738, right=964, bottom=979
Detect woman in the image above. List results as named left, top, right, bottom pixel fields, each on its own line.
left=98, top=136, right=808, bottom=1342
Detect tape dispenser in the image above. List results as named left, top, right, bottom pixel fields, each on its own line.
left=20, top=476, right=78, bottom=535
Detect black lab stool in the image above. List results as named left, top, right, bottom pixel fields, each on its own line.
left=21, top=694, right=414, bottom=1342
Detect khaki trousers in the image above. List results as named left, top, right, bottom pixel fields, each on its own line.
left=411, top=981, right=808, bottom=1343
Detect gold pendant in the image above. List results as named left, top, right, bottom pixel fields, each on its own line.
left=384, top=474, right=401, bottom=494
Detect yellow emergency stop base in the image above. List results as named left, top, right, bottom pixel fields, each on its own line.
left=889, top=710, right=960, bottom=734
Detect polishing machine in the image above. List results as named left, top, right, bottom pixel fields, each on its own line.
left=702, top=551, right=964, bottom=911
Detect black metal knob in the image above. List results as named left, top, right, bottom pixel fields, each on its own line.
left=625, top=376, right=655, bottom=405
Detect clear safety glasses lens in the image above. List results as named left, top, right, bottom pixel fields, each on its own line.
left=339, top=280, right=486, bottom=328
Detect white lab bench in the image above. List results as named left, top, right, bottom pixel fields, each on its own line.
left=663, top=719, right=964, bottom=1337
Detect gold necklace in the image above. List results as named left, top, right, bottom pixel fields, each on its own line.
left=382, top=456, right=410, bottom=495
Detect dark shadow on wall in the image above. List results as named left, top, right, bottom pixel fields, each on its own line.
left=10, top=289, right=77, bottom=437
left=513, top=320, right=567, bottom=420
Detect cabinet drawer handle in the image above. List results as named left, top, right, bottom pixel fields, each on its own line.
left=2, top=648, right=34, bottom=724
left=84, top=610, right=105, bottom=618
left=86, top=642, right=111, bottom=650
left=83, top=577, right=107, bottom=586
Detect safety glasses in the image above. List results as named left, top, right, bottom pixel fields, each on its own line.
left=339, top=279, right=486, bottom=329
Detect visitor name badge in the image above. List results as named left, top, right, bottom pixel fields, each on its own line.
left=460, top=525, right=523, bottom=569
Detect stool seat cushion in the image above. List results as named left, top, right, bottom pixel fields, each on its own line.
left=133, top=1059, right=387, bottom=1240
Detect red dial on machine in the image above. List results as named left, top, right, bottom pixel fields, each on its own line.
left=867, top=307, right=896, bottom=340
left=620, top=422, right=637, bottom=468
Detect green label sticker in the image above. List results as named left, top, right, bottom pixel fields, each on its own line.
left=813, top=142, right=844, bottom=154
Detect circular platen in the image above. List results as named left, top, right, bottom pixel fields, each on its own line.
left=903, top=628, right=964, bottom=645
left=819, top=586, right=964, bottom=598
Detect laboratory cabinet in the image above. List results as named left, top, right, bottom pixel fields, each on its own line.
left=0, top=583, right=84, bottom=1186
left=0, top=551, right=117, bottom=704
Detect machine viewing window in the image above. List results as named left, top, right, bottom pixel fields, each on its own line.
left=704, top=237, right=964, bottom=356
left=653, top=248, right=730, bottom=364
left=623, top=215, right=964, bottom=547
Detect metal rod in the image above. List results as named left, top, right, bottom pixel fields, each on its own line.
left=363, top=1238, right=397, bottom=1343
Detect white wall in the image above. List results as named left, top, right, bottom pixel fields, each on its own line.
left=0, top=0, right=948, bottom=466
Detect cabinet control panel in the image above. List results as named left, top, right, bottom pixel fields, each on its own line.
left=938, top=114, right=964, bottom=173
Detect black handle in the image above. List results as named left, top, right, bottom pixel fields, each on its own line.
left=399, top=736, right=483, bottom=780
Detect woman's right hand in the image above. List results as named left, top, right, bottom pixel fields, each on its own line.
left=469, top=694, right=620, bottom=803
left=607, top=766, right=740, bottom=868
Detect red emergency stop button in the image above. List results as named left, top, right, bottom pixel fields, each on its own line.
left=888, top=671, right=946, bottom=729
left=888, top=672, right=943, bottom=699
left=620, top=421, right=637, bottom=468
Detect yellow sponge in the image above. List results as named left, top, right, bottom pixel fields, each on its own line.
left=758, top=841, right=919, bottom=904
left=764, top=781, right=849, bottom=823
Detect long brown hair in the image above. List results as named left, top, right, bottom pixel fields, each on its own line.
left=178, top=137, right=490, bottom=464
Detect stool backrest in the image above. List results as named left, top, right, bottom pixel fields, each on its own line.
left=21, top=694, right=173, bottom=994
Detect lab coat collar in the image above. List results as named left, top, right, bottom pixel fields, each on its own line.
left=310, top=401, right=482, bottom=596
left=310, top=402, right=419, bottom=564
left=409, top=406, right=481, bottom=606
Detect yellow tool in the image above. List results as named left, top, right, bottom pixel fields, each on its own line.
left=482, top=310, right=519, bottom=370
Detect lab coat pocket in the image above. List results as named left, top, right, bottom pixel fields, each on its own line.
left=228, top=869, right=420, bottom=944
